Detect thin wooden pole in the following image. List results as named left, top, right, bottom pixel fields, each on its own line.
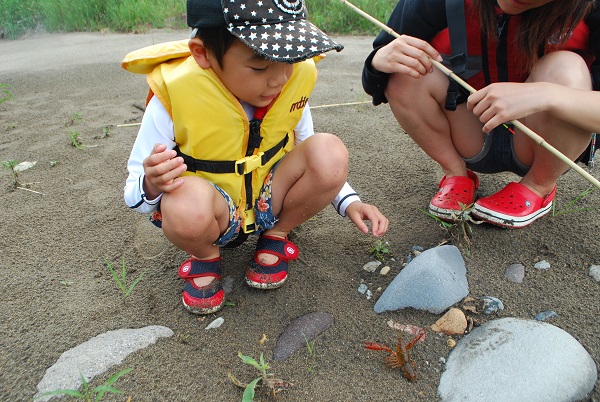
left=338, top=0, right=600, bottom=190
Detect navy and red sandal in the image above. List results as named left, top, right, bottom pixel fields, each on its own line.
left=245, top=235, right=299, bottom=289
left=178, top=257, right=225, bottom=314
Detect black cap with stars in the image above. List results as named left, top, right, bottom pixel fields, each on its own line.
left=187, top=0, right=343, bottom=63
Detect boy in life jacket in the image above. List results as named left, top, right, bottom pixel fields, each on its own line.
left=363, top=0, right=599, bottom=228
left=123, top=0, right=389, bottom=314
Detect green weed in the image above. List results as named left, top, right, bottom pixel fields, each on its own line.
left=34, top=368, right=132, bottom=401
left=68, top=130, right=83, bottom=149
left=552, top=186, right=598, bottom=216
left=228, top=352, right=293, bottom=401
left=369, top=239, right=392, bottom=262
left=303, top=334, right=316, bottom=358
left=0, top=84, right=13, bottom=104
left=2, top=159, right=20, bottom=188
left=1, top=0, right=394, bottom=39
left=306, top=0, right=397, bottom=34
left=424, top=204, right=481, bottom=256
left=103, top=257, right=145, bottom=298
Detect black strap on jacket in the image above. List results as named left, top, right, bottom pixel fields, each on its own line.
left=174, top=133, right=288, bottom=176
left=444, top=0, right=483, bottom=111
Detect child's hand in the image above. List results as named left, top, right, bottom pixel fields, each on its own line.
left=345, top=201, right=389, bottom=238
left=142, top=143, right=188, bottom=198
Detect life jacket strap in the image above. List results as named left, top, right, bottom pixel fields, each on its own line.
left=174, top=133, right=289, bottom=175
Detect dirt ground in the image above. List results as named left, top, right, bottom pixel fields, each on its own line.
left=0, top=31, right=598, bottom=401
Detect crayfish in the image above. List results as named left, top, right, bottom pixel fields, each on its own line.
left=362, top=328, right=427, bottom=381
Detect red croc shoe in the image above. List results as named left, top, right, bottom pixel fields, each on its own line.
left=178, top=257, right=225, bottom=314
left=245, top=235, right=299, bottom=289
left=428, top=170, right=479, bottom=221
left=472, top=182, right=556, bottom=228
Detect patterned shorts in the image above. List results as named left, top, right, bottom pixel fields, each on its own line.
left=149, top=159, right=282, bottom=247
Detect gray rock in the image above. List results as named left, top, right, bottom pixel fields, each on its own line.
left=35, top=326, right=173, bottom=401
left=374, top=245, right=469, bottom=314
left=504, top=263, right=525, bottom=283
left=534, top=260, right=551, bottom=270
left=534, top=310, right=558, bottom=321
left=273, top=312, right=334, bottom=361
left=481, top=296, right=504, bottom=315
left=438, top=318, right=597, bottom=402
left=589, top=265, right=600, bottom=282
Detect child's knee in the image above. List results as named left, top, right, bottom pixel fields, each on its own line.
left=529, top=51, right=591, bottom=89
left=161, top=179, right=220, bottom=236
left=313, top=133, right=348, bottom=165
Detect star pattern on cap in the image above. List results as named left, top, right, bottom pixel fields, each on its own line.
left=224, top=0, right=343, bottom=62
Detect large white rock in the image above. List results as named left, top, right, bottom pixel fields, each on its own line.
left=374, top=245, right=468, bottom=314
left=35, top=326, right=173, bottom=401
left=438, top=318, right=597, bottom=402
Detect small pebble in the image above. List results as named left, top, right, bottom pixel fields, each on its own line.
left=379, top=266, right=391, bottom=276
left=222, top=275, right=235, bottom=293
left=366, top=290, right=373, bottom=300
left=534, top=310, right=558, bottom=321
left=362, top=261, right=381, bottom=273
left=504, top=263, right=525, bottom=283
left=412, top=245, right=424, bottom=252
left=589, top=265, right=600, bottom=282
left=205, top=317, right=224, bottom=330
left=357, top=284, right=368, bottom=294
left=447, top=338, right=456, bottom=348
left=481, top=296, right=504, bottom=315
left=439, top=357, right=446, bottom=364
left=534, top=260, right=551, bottom=270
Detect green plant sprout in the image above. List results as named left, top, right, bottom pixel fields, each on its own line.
left=303, top=334, right=316, bottom=358
left=228, top=352, right=293, bottom=401
left=424, top=203, right=481, bottom=256
left=303, top=334, right=318, bottom=373
left=65, top=112, right=83, bottom=127
left=552, top=186, right=598, bottom=216
left=103, top=257, right=145, bottom=298
left=369, top=239, right=392, bottom=262
left=34, top=368, right=132, bottom=402
left=98, top=126, right=111, bottom=139
left=0, top=84, right=14, bottom=104
left=2, top=159, right=21, bottom=188
left=68, top=130, right=83, bottom=149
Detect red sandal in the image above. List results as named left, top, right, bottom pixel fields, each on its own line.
left=245, top=235, right=299, bottom=289
left=428, top=170, right=479, bottom=221
left=472, top=182, right=556, bottom=228
left=178, top=257, right=225, bottom=314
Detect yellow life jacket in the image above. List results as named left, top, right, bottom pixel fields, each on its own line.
left=122, top=40, right=318, bottom=233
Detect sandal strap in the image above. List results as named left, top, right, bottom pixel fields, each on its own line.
left=178, top=257, right=222, bottom=279
left=255, top=235, right=299, bottom=262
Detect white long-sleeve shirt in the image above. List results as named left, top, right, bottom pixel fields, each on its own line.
left=124, top=96, right=360, bottom=216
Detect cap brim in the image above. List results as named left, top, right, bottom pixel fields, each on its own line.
left=227, top=19, right=343, bottom=63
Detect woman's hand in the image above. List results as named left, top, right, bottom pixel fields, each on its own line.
left=371, top=35, right=443, bottom=78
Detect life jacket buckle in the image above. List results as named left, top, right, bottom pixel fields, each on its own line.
left=243, top=209, right=257, bottom=233
left=235, top=152, right=265, bottom=176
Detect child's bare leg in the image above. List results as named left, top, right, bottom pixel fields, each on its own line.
left=259, top=133, right=349, bottom=263
left=385, top=68, right=485, bottom=178
left=160, top=176, right=230, bottom=285
left=515, top=51, right=593, bottom=197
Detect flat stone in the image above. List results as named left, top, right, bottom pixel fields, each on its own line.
left=272, top=312, right=334, bottom=361
left=374, top=245, right=468, bottom=314
left=35, top=326, right=173, bottom=401
left=438, top=318, right=597, bottom=402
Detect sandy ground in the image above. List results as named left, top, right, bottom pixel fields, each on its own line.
left=0, top=30, right=599, bottom=401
